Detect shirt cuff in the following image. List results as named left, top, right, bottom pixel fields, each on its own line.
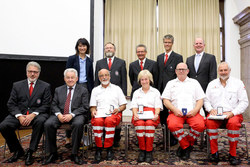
left=71, top=113, right=75, bottom=118
left=15, top=114, right=22, bottom=118
left=55, top=112, right=61, bottom=116
left=33, top=112, right=39, bottom=115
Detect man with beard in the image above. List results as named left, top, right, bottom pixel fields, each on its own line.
left=90, top=69, right=127, bottom=161
left=94, top=42, right=127, bottom=147
left=204, top=62, right=249, bottom=165
left=0, top=61, right=51, bottom=165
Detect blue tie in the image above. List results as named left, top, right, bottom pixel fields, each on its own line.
left=195, top=54, right=201, bottom=72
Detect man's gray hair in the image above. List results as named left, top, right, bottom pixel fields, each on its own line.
left=136, top=44, right=147, bottom=52
left=64, top=68, right=78, bottom=77
left=218, top=62, right=231, bottom=70
left=26, top=61, right=41, bottom=72
left=163, top=34, right=174, bottom=43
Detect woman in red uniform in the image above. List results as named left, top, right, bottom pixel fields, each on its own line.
left=131, top=70, right=163, bottom=163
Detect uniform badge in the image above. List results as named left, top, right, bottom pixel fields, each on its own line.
left=115, top=71, right=119, bottom=76
left=36, top=99, right=41, bottom=104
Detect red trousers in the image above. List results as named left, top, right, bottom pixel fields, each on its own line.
left=91, top=113, right=121, bottom=148
left=167, top=113, right=205, bottom=149
left=206, top=114, right=243, bottom=156
left=132, top=108, right=160, bottom=151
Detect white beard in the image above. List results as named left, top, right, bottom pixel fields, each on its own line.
left=101, top=80, right=110, bottom=85
left=220, top=75, right=229, bottom=80
left=105, top=52, right=113, bottom=58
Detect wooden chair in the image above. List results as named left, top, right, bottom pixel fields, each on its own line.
left=206, top=123, right=249, bottom=159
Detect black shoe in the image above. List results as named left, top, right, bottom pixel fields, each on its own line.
left=71, top=154, right=83, bottom=165
left=229, top=154, right=240, bottom=165
left=113, top=129, right=121, bottom=147
left=65, top=143, right=71, bottom=149
left=138, top=150, right=146, bottom=163
left=145, top=151, right=153, bottom=163
left=94, top=148, right=102, bottom=161
left=25, top=150, right=34, bottom=166
left=43, top=153, right=58, bottom=165
left=6, top=149, right=25, bottom=163
left=181, top=146, right=193, bottom=160
left=106, top=147, right=114, bottom=161
left=176, top=146, right=184, bottom=158
left=210, top=152, right=219, bottom=163
left=113, top=141, right=120, bottom=147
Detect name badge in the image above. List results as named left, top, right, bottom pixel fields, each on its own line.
left=182, top=108, right=187, bottom=116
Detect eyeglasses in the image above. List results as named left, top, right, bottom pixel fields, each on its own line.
left=27, top=70, right=39, bottom=74
left=99, top=74, right=110, bottom=78
left=176, top=69, right=188, bottom=71
left=136, top=51, right=146, bottom=53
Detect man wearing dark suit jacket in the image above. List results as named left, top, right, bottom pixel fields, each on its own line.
left=129, top=44, right=158, bottom=99
left=43, top=68, right=89, bottom=165
left=0, top=61, right=51, bottom=165
left=94, top=42, right=127, bottom=147
left=186, top=37, right=217, bottom=93
left=157, top=34, right=183, bottom=146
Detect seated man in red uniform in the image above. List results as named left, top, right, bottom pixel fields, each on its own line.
left=204, top=62, right=249, bottom=165
left=162, top=63, right=205, bottom=160
left=90, top=69, right=127, bottom=161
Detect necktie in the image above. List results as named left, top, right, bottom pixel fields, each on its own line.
left=29, top=82, right=34, bottom=96
left=140, top=61, right=143, bottom=70
left=64, top=87, right=72, bottom=115
left=164, top=54, right=168, bottom=65
left=108, top=58, right=112, bottom=70
left=195, top=54, right=201, bottom=72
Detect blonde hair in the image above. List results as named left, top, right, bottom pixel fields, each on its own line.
left=137, top=69, right=154, bottom=86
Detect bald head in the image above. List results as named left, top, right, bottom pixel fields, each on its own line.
left=175, top=63, right=189, bottom=81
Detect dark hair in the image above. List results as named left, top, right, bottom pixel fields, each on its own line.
left=75, top=38, right=90, bottom=54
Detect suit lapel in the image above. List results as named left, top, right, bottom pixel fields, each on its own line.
left=144, top=59, right=150, bottom=69
left=164, top=52, right=174, bottom=68
left=135, top=60, right=141, bottom=72
left=159, top=54, right=165, bottom=68
left=104, top=58, right=109, bottom=70
left=24, top=80, right=30, bottom=98
left=30, top=80, right=39, bottom=99
left=75, top=55, right=80, bottom=74
left=190, top=55, right=196, bottom=73
left=197, top=53, right=206, bottom=74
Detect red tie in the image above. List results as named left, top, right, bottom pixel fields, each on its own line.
left=164, top=54, right=168, bottom=65
left=64, top=88, right=72, bottom=115
left=140, top=61, right=143, bottom=70
left=108, top=58, right=112, bottom=70
left=29, top=82, right=34, bottom=96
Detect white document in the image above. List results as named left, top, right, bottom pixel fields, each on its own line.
left=177, top=94, right=193, bottom=114
left=95, top=108, right=111, bottom=118
left=207, top=115, right=227, bottom=120
left=138, top=111, right=154, bottom=120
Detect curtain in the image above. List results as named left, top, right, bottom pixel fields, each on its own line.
left=158, top=0, right=220, bottom=63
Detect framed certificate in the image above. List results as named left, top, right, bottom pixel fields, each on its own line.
left=138, top=105, right=144, bottom=114
left=217, top=107, right=223, bottom=116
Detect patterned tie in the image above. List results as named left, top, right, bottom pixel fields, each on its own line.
left=29, top=82, right=34, bottom=96
left=108, top=58, right=112, bottom=70
left=64, top=87, right=72, bottom=115
left=140, top=60, right=143, bottom=70
left=164, top=53, right=168, bottom=65
left=195, top=54, right=201, bottom=72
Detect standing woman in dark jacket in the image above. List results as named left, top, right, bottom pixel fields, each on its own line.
left=65, top=38, right=94, bottom=146
left=66, top=38, right=94, bottom=94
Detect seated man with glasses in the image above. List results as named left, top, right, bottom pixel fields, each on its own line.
left=162, top=63, right=205, bottom=160
left=0, top=61, right=52, bottom=165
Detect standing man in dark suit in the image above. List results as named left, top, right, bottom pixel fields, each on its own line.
left=0, top=61, right=51, bottom=165
left=157, top=34, right=183, bottom=146
left=129, top=44, right=158, bottom=99
left=43, top=68, right=89, bottom=165
left=186, top=37, right=217, bottom=93
left=94, top=42, right=127, bottom=147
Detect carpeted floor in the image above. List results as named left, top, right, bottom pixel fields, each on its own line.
left=0, top=121, right=250, bottom=166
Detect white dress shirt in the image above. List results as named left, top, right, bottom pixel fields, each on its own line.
left=204, top=77, right=249, bottom=115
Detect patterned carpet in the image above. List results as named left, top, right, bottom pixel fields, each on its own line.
left=0, top=121, right=250, bottom=166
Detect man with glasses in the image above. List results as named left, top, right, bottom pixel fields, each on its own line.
left=157, top=34, right=183, bottom=146
left=94, top=42, right=127, bottom=147
left=0, top=61, right=51, bottom=165
left=162, top=63, right=205, bottom=160
left=129, top=44, right=158, bottom=99
left=90, top=69, right=127, bottom=161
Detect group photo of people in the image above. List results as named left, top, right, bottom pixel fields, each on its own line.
left=0, top=34, right=249, bottom=166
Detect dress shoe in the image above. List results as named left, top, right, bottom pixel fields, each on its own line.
left=181, top=146, right=193, bottom=160
left=113, top=141, right=120, bottom=147
left=7, top=149, right=25, bottom=163
left=145, top=151, right=153, bottom=163
left=176, top=146, right=184, bottom=158
left=43, top=153, right=58, bottom=165
left=229, top=154, right=240, bottom=165
left=94, top=148, right=102, bottom=161
left=106, top=147, right=114, bottom=161
left=25, top=150, right=34, bottom=166
left=210, top=152, right=219, bottom=163
left=138, top=150, right=146, bottom=162
left=170, top=138, right=178, bottom=146
left=71, top=154, right=83, bottom=165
